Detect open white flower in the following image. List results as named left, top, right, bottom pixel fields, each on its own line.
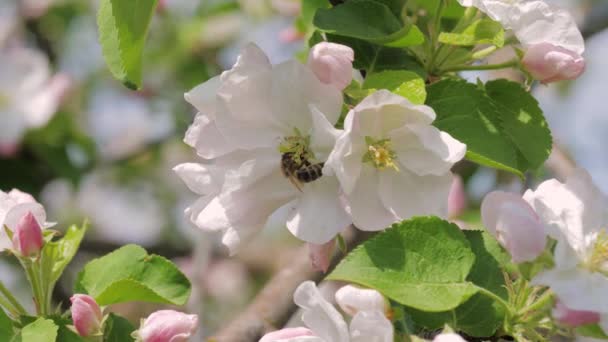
left=324, top=90, right=466, bottom=231
left=177, top=44, right=350, bottom=254
left=0, top=47, right=66, bottom=149
left=259, top=281, right=393, bottom=342
left=527, top=169, right=608, bottom=313
left=0, top=189, right=50, bottom=251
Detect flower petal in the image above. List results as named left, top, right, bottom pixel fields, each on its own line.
left=378, top=168, right=453, bottom=221
left=323, top=131, right=365, bottom=195
left=184, top=75, right=221, bottom=114
left=347, top=166, right=399, bottom=231
left=286, top=176, right=350, bottom=244
left=173, top=163, right=221, bottom=195
left=349, top=310, right=393, bottom=342
left=335, top=285, right=387, bottom=317
left=389, top=123, right=466, bottom=177
left=309, top=105, right=343, bottom=161
left=293, top=281, right=350, bottom=342
left=184, top=112, right=237, bottom=159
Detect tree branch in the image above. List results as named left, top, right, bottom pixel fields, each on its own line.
left=209, top=227, right=370, bottom=342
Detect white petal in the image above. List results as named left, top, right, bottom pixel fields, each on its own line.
left=350, top=90, right=436, bottom=138
left=286, top=176, right=350, bottom=244
left=349, top=311, right=393, bottom=342
left=433, top=333, right=468, bottom=342
left=270, top=61, right=343, bottom=131
left=184, top=112, right=238, bottom=159
left=482, top=191, right=542, bottom=240
left=389, top=123, right=466, bottom=177
left=347, top=166, right=399, bottom=231
left=323, top=131, right=365, bottom=195
left=335, top=285, right=387, bottom=317
left=259, top=327, right=321, bottom=342
left=600, top=315, right=608, bottom=336
left=510, top=1, right=584, bottom=55
left=533, top=267, right=608, bottom=313
left=378, top=168, right=452, bottom=221
left=293, top=281, right=350, bottom=342
left=184, top=76, right=221, bottom=113
left=3, top=202, right=46, bottom=231
left=309, top=105, right=343, bottom=161
left=563, top=169, right=608, bottom=240
left=173, top=163, right=220, bottom=195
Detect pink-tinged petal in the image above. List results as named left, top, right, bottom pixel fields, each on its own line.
left=184, top=111, right=238, bottom=159
left=308, top=239, right=336, bottom=273
left=137, top=310, right=198, bottom=342
left=308, top=42, right=354, bottom=91
left=349, top=310, right=393, bottom=342
left=522, top=43, right=585, bottom=83
left=323, top=131, right=365, bottom=195
left=335, top=285, right=387, bottom=317
left=259, top=327, right=315, bottom=342
left=553, top=300, right=600, bottom=327
left=448, top=176, right=468, bottom=219
left=184, top=76, right=220, bottom=113
left=286, top=176, right=350, bottom=244
left=481, top=191, right=547, bottom=263
left=294, top=281, right=350, bottom=342
left=70, top=294, right=102, bottom=337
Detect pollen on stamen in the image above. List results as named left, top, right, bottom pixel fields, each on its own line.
left=362, top=136, right=399, bottom=171
left=586, top=231, right=608, bottom=275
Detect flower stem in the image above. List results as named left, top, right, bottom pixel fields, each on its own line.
left=476, top=287, right=514, bottom=316
left=0, top=280, right=26, bottom=316
left=518, top=290, right=554, bottom=317
left=440, top=59, right=519, bottom=73
left=23, top=260, right=45, bottom=315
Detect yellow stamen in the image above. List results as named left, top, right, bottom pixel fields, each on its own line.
left=363, top=136, right=399, bottom=171
left=585, top=231, right=608, bottom=275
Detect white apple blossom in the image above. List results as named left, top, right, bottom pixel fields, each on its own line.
left=0, top=189, right=51, bottom=251
left=176, top=44, right=351, bottom=254
left=259, top=281, right=393, bottom=342
left=0, top=47, right=66, bottom=149
left=433, top=333, right=468, bottom=342
left=526, top=169, right=608, bottom=313
left=335, top=285, right=389, bottom=317
left=324, top=90, right=466, bottom=231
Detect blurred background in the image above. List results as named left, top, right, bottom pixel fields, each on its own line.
left=0, top=0, right=606, bottom=338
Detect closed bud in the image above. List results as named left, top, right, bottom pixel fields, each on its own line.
left=71, top=294, right=103, bottom=337
left=553, top=300, right=600, bottom=327
left=481, top=191, right=547, bottom=263
left=308, top=239, right=336, bottom=273
left=522, top=43, right=585, bottom=84
left=259, top=327, right=315, bottom=342
left=307, top=42, right=354, bottom=91
left=12, top=212, right=43, bottom=257
left=335, top=284, right=389, bottom=317
left=135, top=310, right=198, bottom=342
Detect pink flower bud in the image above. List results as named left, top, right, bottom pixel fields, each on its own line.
left=307, top=42, right=354, bottom=91
left=448, top=176, right=468, bottom=219
left=11, top=212, right=43, bottom=257
left=481, top=191, right=547, bottom=263
left=522, top=43, right=585, bottom=84
left=137, top=310, right=198, bottom=342
left=259, top=327, right=315, bottom=342
left=308, top=239, right=336, bottom=273
left=70, top=294, right=103, bottom=337
left=553, top=300, right=600, bottom=327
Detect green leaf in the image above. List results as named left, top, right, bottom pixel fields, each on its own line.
left=104, top=314, right=136, bottom=342
left=484, top=79, right=552, bottom=171
left=363, top=70, right=427, bottom=104
left=75, top=245, right=191, bottom=306
left=20, top=318, right=58, bottom=342
left=42, top=224, right=87, bottom=285
left=576, top=324, right=608, bottom=339
left=427, top=79, right=551, bottom=177
left=56, top=326, right=86, bottom=342
left=439, top=19, right=504, bottom=47
left=314, top=0, right=423, bottom=47
left=328, top=217, right=478, bottom=312
left=409, top=231, right=508, bottom=337
left=0, top=308, right=15, bottom=338
left=296, top=0, right=330, bottom=36
left=326, top=35, right=426, bottom=76
left=97, top=0, right=159, bottom=89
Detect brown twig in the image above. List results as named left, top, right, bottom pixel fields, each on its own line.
left=209, top=227, right=370, bottom=342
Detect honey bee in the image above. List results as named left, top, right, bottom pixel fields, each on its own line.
left=281, top=152, right=324, bottom=191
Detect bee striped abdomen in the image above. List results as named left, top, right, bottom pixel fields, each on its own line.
left=295, top=163, right=324, bottom=183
